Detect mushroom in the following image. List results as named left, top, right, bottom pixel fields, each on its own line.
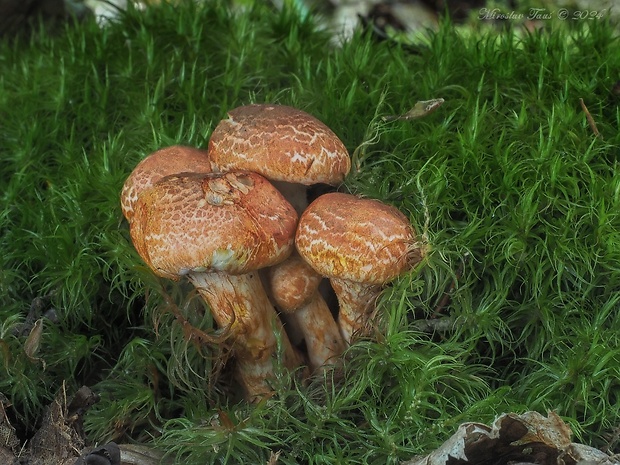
left=120, top=145, right=212, bottom=222
left=295, top=192, right=427, bottom=343
left=207, top=103, right=350, bottom=215
left=267, top=254, right=345, bottom=372
left=129, top=170, right=303, bottom=399
left=207, top=103, right=350, bottom=367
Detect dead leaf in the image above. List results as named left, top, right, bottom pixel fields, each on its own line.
left=382, top=98, right=444, bottom=122
left=403, top=411, right=619, bottom=465
left=24, top=317, right=46, bottom=369
left=267, top=450, right=281, bottom=465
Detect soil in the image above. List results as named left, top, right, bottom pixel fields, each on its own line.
left=1, top=384, right=110, bottom=465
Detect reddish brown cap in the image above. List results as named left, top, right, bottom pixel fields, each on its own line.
left=130, top=171, right=298, bottom=280
left=121, top=145, right=211, bottom=222
left=296, top=193, right=425, bottom=284
left=208, top=104, right=350, bottom=185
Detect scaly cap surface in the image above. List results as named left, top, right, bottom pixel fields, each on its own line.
left=208, top=104, right=350, bottom=185
left=268, top=254, right=323, bottom=312
left=296, top=192, right=425, bottom=284
left=121, top=145, right=211, bottom=221
left=130, top=171, right=297, bottom=279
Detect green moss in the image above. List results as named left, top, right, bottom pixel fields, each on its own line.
left=1, top=1, right=619, bottom=462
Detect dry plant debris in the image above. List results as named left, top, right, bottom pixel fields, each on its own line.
left=404, top=411, right=620, bottom=465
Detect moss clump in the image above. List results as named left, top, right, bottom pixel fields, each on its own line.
left=1, top=1, right=619, bottom=463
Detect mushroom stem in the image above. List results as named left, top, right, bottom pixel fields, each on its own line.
left=329, top=278, right=382, bottom=343
left=267, top=255, right=344, bottom=372
left=292, top=297, right=345, bottom=371
left=188, top=271, right=303, bottom=400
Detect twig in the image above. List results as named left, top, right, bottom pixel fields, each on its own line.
left=579, top=98, right=601, bottom=138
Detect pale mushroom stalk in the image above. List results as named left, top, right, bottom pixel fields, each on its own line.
left=188, top=271, right=299, bottom=395
left=129, top=171, right=303, bottom=399
left=268, top=254, right=345, bottom=371
left=328, top=278, right=382, bottom=343
left=296, top=192, right=427, bottom=343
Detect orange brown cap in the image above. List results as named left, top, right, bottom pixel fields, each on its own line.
left=208, top=104, right=350, bottom=185
left=130, top=171, right=298, bottom=280
left=121, top=145, right=211, bottom=222
left=268, top=254, right=323, bottom=313
left=296, top=192, right=425, bottom=285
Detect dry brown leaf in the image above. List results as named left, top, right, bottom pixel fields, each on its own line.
left=403, top=411, right=619, bottom=465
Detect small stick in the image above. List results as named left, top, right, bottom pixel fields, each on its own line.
left=579, top=98, right=600, bottom=138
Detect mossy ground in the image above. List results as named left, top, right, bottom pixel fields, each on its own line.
left=1, top=2, right=619, bottom=464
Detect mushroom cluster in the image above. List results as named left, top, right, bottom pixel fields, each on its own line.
left=121, top=104, right=427, bottom=400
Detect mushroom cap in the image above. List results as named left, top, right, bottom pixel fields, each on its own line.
left=207, top=104, right=350, bottom=185
left=296, top=192, right=425, bottom=285
left=130, top=171, right=298, bottom=280
left=121, top=145, right=211, bottom=222
left=268, top=254, right=323, bottom=313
